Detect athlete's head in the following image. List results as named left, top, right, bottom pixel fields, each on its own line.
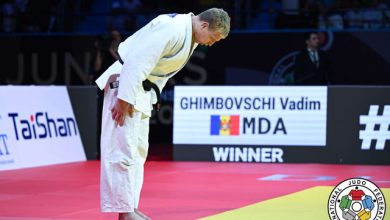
left=192, top=8, right=231, bottom=47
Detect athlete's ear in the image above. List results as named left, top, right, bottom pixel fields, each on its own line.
left=200, top=21, right=209, bottom=30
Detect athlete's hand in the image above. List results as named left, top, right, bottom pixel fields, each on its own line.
left=111, top=98, right=134, bottom=126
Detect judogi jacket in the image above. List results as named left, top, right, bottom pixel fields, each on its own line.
left=96, top=13, right=198, bottom=116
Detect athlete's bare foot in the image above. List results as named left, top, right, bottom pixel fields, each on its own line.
left=118, top=212, right=143, bottom=220
left=135, top=209, right=152, bottom=220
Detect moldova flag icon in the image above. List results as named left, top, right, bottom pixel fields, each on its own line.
left=210, top=115, right=240, bottom=136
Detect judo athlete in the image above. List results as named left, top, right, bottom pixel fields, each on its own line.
left=95, top=8, right=230, bottom=220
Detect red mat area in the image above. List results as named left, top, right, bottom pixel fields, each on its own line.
left=0, top=161, right=389, bottom=219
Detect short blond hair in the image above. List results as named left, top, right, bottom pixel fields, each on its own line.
left=198, top=8, right=231, bottom=38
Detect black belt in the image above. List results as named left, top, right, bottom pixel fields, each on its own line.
left=110, top=52, right=161, bottom=111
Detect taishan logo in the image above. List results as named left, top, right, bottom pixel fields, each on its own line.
left=8, top=112, right=78, bottom=140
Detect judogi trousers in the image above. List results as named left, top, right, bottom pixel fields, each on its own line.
left=100, top=78, right=150, bottom=213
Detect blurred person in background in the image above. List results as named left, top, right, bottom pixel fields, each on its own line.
left=361, top=0, right=385, bottom=28
left=92, top=29, right=122, bottom=81
left=327, top=0, right=345, bottom=29
left=95, top=8, right=230, bottom=220
left=301, top=0, right=322, bottom=28
left=378, top=0, right=390, bottom=27
left=89, top=29, right=122, bottom=165
left=344, top=0, right=363, bottom=28
left=230, top=0, right=253, bottom=29
left=108, top=1, right=129, bottom=32
left=294, top=32, right=331, bottom=85
left=274, top=0, right=303, bottom=29
left=1, top=0, right=17, bottom=32
left=22, top=0, right=55, bottom=32
left=108, top=0, right=143, bottom=32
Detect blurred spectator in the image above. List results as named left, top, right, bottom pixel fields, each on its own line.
left=378, top=0, right=390, bottom=27
left=274, top=0, right=304, bottom=29
left=232, top=0, right=253, bottom=29
left=282, top=0, right=300, bottom=15
left=15, top=0, right=29, bottom=12
left=123, top=0, right=142, bottom=13
left=316, top=0, right=345, bottom=29
left=108, top=0, right=142, bottom=32
left=108, top=1, right=127, bottom=32
left=90, top=29, right=122, bottom=82
left=294, top=32, right=331, bottom=85
left=47, top=2, right=59, bottom=32
left=344, top=0, right=363, bottom=28
left=90, top=29, right=122, bottom=160
left=22, top=0, right=56, bottom=32
left=326, top=10, right=344, bottom=29
left=1, top=0, right=17, bottom=32
left=1, top=0, right=389, bottom=32
left=362, top=0, right=385, bottom=28
left=302, top=0, right=322, bottom=28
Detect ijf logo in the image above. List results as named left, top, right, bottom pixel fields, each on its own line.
left=328, top=178, right=386, bottom=220
left=359, top=105, right=390, bottom=150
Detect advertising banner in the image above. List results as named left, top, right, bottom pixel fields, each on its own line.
left=173, top=86, right=390, bottom=165
left=174, top=86, right=327, bottom=146
left=0, top=86, right=86, bottom=170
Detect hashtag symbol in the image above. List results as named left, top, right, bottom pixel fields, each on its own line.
left=359, top=105, right=390, bottom=150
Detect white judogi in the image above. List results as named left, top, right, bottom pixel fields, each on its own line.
left=96, top=13, right=198, bottom=212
